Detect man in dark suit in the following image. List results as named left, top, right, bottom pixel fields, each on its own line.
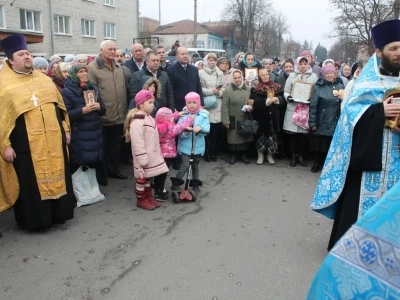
left=123, top=43, right=146, bottom=74
left=166, top=47, right=204, bottom=111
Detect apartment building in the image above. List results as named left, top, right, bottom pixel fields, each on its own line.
left=0, top=0, right=138, bottom=57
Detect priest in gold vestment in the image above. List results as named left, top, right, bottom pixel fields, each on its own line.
left=0, top=34, right=75, bottom=230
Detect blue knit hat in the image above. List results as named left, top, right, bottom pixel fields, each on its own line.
left=64, top=54, right=75, bottom=63
left=33, top=57, right=49, bottom=69
left=371, top=19, right=400, bottom=49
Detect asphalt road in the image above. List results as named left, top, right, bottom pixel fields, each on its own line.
left=0, top=155, right=332, bottom=300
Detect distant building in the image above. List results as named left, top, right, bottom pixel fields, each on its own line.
left=152, top=19, right=223, bottom=51
left=0, top=0, right=138, bottom=58
left=139, top=17, right=160, bottom=34
left=203, top=21, right=240, bottom=59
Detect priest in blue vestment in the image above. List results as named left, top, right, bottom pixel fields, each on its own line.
left=311, top=19, right=400, bottom=250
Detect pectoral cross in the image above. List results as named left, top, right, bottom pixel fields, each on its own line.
left=31, top=94, right=38, bottom=106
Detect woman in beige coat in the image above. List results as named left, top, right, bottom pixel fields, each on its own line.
left=221, top=70, right=253, bottom=164
left=199, top=53, right=225, bottom=162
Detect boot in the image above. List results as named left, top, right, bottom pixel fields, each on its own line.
left=229, top=152, right=237, bottom=165
left=204, top=148, right=211, bottom=162
left=311, top=163, right=321, bottom=173
left=290, top=154, right=297, bottom=167
left=256, top=151, right=264, bottom=165
left=240, top=152, right=250, bottom=164
left=145, top=187, right=161, bottom=208
left=266, top=152, right=275, bottom=165
left=297, top=154, right=307, bottom=167
left=136, top=189, right=155, bottom=210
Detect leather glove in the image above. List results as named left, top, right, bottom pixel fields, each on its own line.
left=287, top=96, right=294, bottom=102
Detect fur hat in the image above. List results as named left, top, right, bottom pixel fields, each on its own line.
left=74, top=54, right=88, bottom=63
left=135, top=90, right=154, bottom=106
left=185, top=92, right=201, bottom=114
left=142, top=77, right=161, bottom=98
left=49, top=55, right=61, bottom=62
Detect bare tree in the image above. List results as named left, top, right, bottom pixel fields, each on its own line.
left=281, top=38, right=301, bottom=59
left=330, top=0, right=400, bottom=54
left=222, top=0, right=272, bottom=52
left=328, top=37, right=360, bottom=62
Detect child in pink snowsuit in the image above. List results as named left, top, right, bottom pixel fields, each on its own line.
left=152, top=107, right=194, bottom=200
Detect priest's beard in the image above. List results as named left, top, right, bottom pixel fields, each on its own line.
left=380, top=51, right=400, bottom=74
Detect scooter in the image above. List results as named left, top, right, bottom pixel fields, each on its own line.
left=170, top=130, right=207, bottom=203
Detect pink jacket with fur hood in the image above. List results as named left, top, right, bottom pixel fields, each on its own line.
left=155, top=111, right=194, bottom=158
left=130, top=111, right=169, bottom=178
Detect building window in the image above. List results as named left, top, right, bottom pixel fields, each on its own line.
left=81, top=19, right=95, bottom=37
left=104, top=0, right=115, bottom=6
left=20, top=9, right=41, bottom=32
left=0, top=6, right=4, bottom=28
left=103, top=23, right=115, bottom=39
left=54, top=15, right=71, bottom=35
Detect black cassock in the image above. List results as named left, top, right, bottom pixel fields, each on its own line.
left=9, top=105, right=75, bottom=230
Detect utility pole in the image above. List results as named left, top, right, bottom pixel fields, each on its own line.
left=159, top=0, right=161, bottom=24
left=48, top=0, right=55, bottom=56
left=193, top=0, right=197, bottom=48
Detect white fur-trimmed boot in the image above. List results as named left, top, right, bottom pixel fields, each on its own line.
left=266, top=152, right=275, bottom=165
left=257, top=151, right=264, bottom=165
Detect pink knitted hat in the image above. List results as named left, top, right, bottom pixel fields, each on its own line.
left=321, top=65, right=336, bottom=76
left=135, top=90, right=154, bottom=106
left=155, top=107, right=173, bottom=123
left=185, top=92, right=201, bottom=113
left=300, top=50, right=313, bottom=58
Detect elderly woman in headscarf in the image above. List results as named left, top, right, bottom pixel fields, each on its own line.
left=52, top=62, right=71, bottom=92
left=232, top=52, right=245, bottom=69
left=74, top=54, right=88, bottom=65
left=33, top=57, right=49, bottom=75
left=221, top=69, right=253, bottom=164
left=64, top=54, right=75, bottom=63
left=199, top=53, right=225, bottom=162
left=250, top=68, right=284, bottom=165
left=61, top=64, right=106, bottom=182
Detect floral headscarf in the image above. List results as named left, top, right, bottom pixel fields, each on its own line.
left=252, top=69, right=282, bottom=94
left=69, top=64, right=89, bottom=89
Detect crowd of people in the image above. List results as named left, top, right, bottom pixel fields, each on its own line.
left=1, top=18, right=400, bottom=271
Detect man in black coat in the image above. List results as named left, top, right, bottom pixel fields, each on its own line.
left=123, top=43, right=146, bottom=74
left=129, top=51, right=175, bottom=112
left=155, top=45, right=171, bottom=71
left=166, top=47, right=204, bottom=111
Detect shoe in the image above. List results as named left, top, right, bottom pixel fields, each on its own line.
left=257, top=151, right=264, bottom=165
left=154, top=190, right=169, bottom=201
left=145, top=187, right=161, bottom=208
left=204, top=155, right=211, bottom=162
left=240, top=153, right=250, bottom=164
left=135, top=189, right=155, bottom=210
left=211, top=156, right=217, bottom=162
left=97, top=178, right=108, bottom=186
left=297, top=155, right=307, bottom=167
left=229, top=153, right=237, bottom=164
left=171, top=185, right=181, bottom=192
left=192, top=186, right=200, bottom=195
left=266, top=153, right=275, bottom=165
left=107, top=172, right=128, bottom=179
left=311, top=163, right=321, bottom=173
left=290, top=154, right=297, bottom=167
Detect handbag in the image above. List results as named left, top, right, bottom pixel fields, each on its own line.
left=72, top=166, right=105, bottom=207
left=237, top=112, right=259, bottom=136
left=204, top=95, right=218, bottom=109
left=292, top=103, right=310, bottom=129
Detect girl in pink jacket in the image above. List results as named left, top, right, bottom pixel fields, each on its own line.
left=124, top=90, right=169, bottom=211
left=152, top=107, right=194, bottom=201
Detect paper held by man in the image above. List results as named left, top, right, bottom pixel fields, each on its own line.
left=291, top=81, right=312, bottom=103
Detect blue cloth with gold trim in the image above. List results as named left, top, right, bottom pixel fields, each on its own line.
left=307, top=179, right=400, bottom=299
left=310, top=54, right=400, bottom=220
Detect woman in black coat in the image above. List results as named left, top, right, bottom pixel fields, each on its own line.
left=61, top=64, right=106, bottom=183
left=250, top=68, right=284, bottom=165
left=308, top=64, right=344, bottom=173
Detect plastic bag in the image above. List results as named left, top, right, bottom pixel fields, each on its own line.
left=72, top=166, right=105, bottom=207
left=292, top=103, right=310, bottom=129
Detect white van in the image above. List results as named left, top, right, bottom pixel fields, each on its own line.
left=187, top=48, right=226, bottom=59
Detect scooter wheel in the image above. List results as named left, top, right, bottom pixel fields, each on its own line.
left=171, top=191, right=180, bottom=204
left=189, top=190, right=197, bottom=202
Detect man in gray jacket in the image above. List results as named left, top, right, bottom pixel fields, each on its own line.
left=88, top=40, right=128, bottom=183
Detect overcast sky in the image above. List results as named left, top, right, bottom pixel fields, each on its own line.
left=140, top=0, right=334, bottom=50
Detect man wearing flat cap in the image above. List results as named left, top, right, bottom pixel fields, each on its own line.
left=311, top=19, right=400, bottom=250
left=0, top=34, right=75, bottom=230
